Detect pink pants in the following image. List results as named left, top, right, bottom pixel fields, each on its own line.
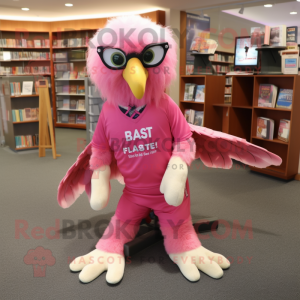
left=96, top=180, right=201, bottom=255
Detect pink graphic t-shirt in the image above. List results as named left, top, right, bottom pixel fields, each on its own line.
left=92, top=94, right=192, bottom=191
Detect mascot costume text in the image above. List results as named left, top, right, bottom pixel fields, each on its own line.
left=58, top=15, right=281, bottom=284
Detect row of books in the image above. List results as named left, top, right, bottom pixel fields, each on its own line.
left=0, top=66, right=50, bottom=76
left=15, top=134, right=39, bottom=148
left=257, top=118, right=290, bottom=142
left=54, top=63, right=75, bottom=72
left=57, top=99, right=85, bottom=110
left=184, top=109, right=204, bottom=126
left=53, top=51, right=86, bottom=62
left=0, top=39, right=50, bottom=48
left=225, top=87, right=232, bottom=94
left=12, top=108, right=39, bottom=122
left=53, top=38, right=88, bottom=48
left=212, top=65, right=231, bottom=73
left=209, top=54, right=234, bottom=62
left=56, top=85, right=85, bottom=94
left=258, top=85, right=293, bottom=109
left=184, top=84, right=205, bottom=102
left=250, top=25, right=298, bottom=48
left=10, top=81, right=39, bottom=96
left=224, top=95, right=232, bottom=104
left=57, top=113, right=86, bottom=124
left=225, top=77, right=232, bottom=85
left=0, top=51, right=50, bottom=61
left=55, top=70, right=87, bottom=80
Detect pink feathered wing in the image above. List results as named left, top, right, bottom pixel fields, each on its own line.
left=57, top=143, right=124, bottom=209
left=189, top=124, right=282, bottom=169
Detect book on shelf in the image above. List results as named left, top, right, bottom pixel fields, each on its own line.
left=63, top=99, right=70, bottom=109
left=224, top=95, right=232, bottom=104
left=70, top=85, right=77, bottom=94
left=225, top=87, right=232, bottom=94
left=0, top=51, right=50, bottom=60
left=225, top=77, right=232, bottom=85
left=194, top=85, right=205, bottom=102
left=270, top=25, right=287, bottom=47
left=184, top=83, right=196, bottom=101
left=190, top=38, right=218, bottom=54
left=286, top=26, right=298, bottom=44
left=257, top=117, right=274, bottom=140
left=77, top=100, right=85, bottom=110
left=70, top=100, right=77, bottom=109
left=69, top=71, right=78, bottom=79
left=68, top=114, right=76, bottom=124
left=61, top=113, right=69, bottom=123
left=184, top=109, right=204, bottom=126
left=250, top=27, right=266, bottom=47
left=276, top=89, right=293, bottom=109
left=52, top=37, right=87, bottom=48
left=10, top=82, right=21, bottom=96
left=62, top=85, right=70, bottom=93
left=22, top=81, right=33, bottom=95
left=53, top=52, right=68, bottom=62
left=77, top=85, right=85, bottom=94
left=76, top=114, right=86, bottom=124
left=0, top=38, right=49, bottom=48
left=209, top=53, right=234, bottom=62
left=281, top=50, right=299, bottom=74
left=15, top=134, right=39, bottom=148
left=278, top=119, right=290, bottom=142
left=12, top=108, right=39, bottom=122
left=258, top=84, right=278, bottom=108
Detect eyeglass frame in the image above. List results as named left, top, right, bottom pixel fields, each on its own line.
left=96, top=42, right=169, bottom=70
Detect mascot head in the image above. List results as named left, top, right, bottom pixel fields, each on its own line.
left=87, top=15, right=177, bottom=107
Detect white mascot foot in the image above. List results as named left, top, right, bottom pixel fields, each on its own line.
left=169, top=246, right=230, bottom=282
left=69, top=249, right=125, bottom=284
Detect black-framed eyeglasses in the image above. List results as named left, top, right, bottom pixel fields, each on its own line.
left=97, top=42, right=169, bottom=70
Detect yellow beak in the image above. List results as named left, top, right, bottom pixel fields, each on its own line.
left=123, top=58, right=148, bottom=100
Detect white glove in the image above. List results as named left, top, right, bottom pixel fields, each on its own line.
left=160, top=156, right=188, bottom=207
left=90, top=165, right=111, bottom=211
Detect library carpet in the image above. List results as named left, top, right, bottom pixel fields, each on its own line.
left=0, top=128, right=299, bottom=300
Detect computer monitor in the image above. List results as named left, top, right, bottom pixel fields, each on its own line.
left=234, top=36, right=259, bottom=72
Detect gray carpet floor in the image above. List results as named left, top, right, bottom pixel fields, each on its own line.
left=1, top=128, right=299, bottom=300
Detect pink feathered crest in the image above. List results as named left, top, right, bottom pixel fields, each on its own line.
left=87, top=15, right=177, bottom=107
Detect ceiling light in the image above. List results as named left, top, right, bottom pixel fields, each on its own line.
left=290, top=11, right=297, bottom=14
left=239, top=6, right=244, bottom=14
left=264, top=4, right=273, bottom=7
left=65, top=3, right=73, bottom=6
left=21, top=8, right=29, bottom=11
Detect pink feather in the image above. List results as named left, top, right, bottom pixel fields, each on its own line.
left=189, top=124, right=282, bottom=169
left=87, top=15, right=177, bottom=107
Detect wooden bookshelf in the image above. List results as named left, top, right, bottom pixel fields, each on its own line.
left=179, top=75, right=225, bottom=128
left=0, top=78, right=43, bottom=151
left=202, top=74, right=300, bottom=180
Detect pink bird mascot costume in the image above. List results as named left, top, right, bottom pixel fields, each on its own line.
left=58, top=15, right=281, bottom=284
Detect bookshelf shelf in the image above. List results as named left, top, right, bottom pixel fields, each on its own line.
left=213, top=104, right=231, bottom=107
left=232, top=105, right=252, bottom=109
left=57, top=108, right=86, bottom=112
left=253, top=106, right=291, bottom=112
left=0, top=60, right=51, bottom=62
left=180, top=100, right=204, bottom=104
left=15, top=146, right=39, bottom=151
left=13, top=121, right=39, bottom=124
left=52, top=47, right=88, bottom=50
left=251, top=136, right=288, bottom=145
left=56, top=93, right=85, bottom=96
left=56, top=123, right=86, bottom=129
left=210, top=61, right=233, bottom=65
left=11, top=95, right=39, bottom=98
left=1, top=47, right=50, bottom=50
left=55, top=79, right=85, bottom=81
